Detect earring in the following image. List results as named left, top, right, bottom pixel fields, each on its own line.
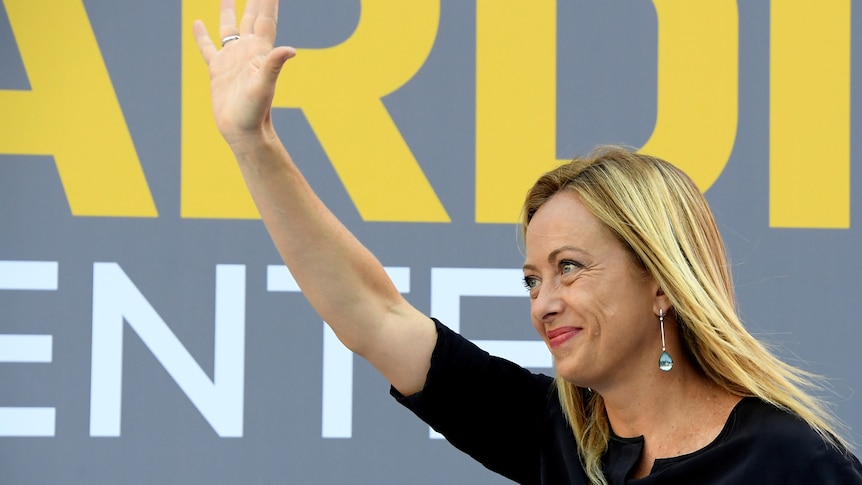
left=658, top=309, right=674, bottom=372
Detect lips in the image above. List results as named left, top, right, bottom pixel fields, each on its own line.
left=546, top=326, right=581, bottom=348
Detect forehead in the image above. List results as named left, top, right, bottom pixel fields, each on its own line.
left=527, top=191, right=603, bottom=234
left=524, top=192, right=615, bottom=256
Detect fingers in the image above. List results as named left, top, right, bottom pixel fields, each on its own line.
left=262, top=46, right=296, bottom=80
left=239, top=0, right=278, bottom=44
left=258, top=0, right=278, bottom=22
left=255, top=0, right=279, bottom=41
left=194, top=0, right=285, bottom=66
left=219, top=0, right=239, bottom=39
left=193, top=20, right=217, bottom=65
left=256, top=46, right=296, bottom=94
left=239, top=0, right=260, bottom=35
left=252, top=13, right=277, bottom=43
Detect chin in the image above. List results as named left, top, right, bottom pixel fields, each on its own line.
left=553, top=361, right=589, bottom=387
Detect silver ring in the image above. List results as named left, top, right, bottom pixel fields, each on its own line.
left=221, top=34, right=240, bottom=47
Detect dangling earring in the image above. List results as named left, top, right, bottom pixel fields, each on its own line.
left=658, top=309, right=674, bottom=371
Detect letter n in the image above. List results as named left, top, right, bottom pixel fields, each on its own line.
left=89, top=263, right=245, bottom=436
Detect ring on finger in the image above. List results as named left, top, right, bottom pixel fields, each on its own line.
left=221, top=34, right=240, bottom=47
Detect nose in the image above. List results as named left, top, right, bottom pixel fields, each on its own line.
left=531, top=280, right=565, bottom=325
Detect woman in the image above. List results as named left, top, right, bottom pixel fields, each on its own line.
left=192, top=1, right=862, bottom=483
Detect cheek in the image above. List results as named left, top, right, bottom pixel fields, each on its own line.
left=529, top=303, right=551, bottom=342
left=530, top=310, right=544, bottom=337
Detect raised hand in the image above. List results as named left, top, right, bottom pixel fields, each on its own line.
left=192, top=0, right=436, bottom=398
left=193, top=0, right=296, bottom=144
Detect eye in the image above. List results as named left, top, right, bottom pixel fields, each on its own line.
left=560, top=260, right=581, bottom=274
left=522, top=275, right=539, bottom=290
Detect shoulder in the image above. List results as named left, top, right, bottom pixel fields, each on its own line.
left=421, top=318, right=555, bottom=391
left=391, top=319, right=568, bottom=484
left=729, top=398, right=831, bottom=449
left=391, top=318, right=557, bottom=426
left=651, top=398, right=862, bottom=483
left=723, top=398, right=862, bottom=482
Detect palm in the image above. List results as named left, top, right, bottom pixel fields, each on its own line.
left=208, top=36, right=276, bottom=135
left=193, top=0, right=295, bottom=142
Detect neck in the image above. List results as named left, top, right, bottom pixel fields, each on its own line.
left=599, top=356, right=729, bottom=439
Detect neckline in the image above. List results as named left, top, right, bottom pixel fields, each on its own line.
left=651, top=397, right=747, bottom=466
left=605, top=396, right=754, bottom=477
left=609, top=396, right=751, bottom=445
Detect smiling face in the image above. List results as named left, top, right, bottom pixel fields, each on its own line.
left=523, top=190, right=664, bottom=391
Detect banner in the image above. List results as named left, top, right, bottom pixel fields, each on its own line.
left=1, top=1, right=858, bottom=483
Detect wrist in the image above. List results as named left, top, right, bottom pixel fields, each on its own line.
left=226, top=125, right=282, bottom=160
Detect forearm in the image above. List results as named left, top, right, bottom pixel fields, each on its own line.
left=229, top=129, right=435, bottom=393
left=231, top=129, right=394, bottom=347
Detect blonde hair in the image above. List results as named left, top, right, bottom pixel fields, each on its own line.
left=522, top=146, right=848, bottom=485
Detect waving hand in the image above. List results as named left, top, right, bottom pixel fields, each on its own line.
left=191, top=0, right=437, bottom=396
left=193, top=0, right=296, bottom=144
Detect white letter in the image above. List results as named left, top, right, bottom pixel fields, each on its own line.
left=89, top=263, right=245, bottom=437
left=0, top=260, right=57, bottom=437
left=267, top=265, right=410, bottom=439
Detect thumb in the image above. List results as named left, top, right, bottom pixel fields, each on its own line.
left=262, top=46, right=296, bottom=84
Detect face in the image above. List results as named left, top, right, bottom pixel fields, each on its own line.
left=523, top=191, right=662, bottom=391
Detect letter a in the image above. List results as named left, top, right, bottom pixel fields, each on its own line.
left=0, top=0, right=157, bottom=217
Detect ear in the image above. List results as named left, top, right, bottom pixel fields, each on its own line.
left=653, top=286, right=673, bottom=317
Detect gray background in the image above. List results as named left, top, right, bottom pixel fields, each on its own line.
left=1, top=1, right=860, bottom=483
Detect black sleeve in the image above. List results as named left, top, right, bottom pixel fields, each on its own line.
left=390, top=319, right=557, bottom=484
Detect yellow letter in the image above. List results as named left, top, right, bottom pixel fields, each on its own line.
left=475, top=1, right=558, bottom=224
left=182, top=0, right=449, bottom=221
left=640, top=0, right=738, bottom=193
left=475, top=1, right=738, bottom=223
left=0, top=0, right=157, bottom=217
left=770, top=1, right=850, bottom=228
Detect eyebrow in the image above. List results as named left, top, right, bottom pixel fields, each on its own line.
left=522, top=245, right=587, bottom=272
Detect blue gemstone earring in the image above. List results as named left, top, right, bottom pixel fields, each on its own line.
left=658, top=309, right=674, bottom=372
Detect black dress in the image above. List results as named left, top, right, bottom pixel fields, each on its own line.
left=391, top=319, right=862, bottom=484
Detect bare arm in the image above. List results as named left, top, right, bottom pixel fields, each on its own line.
left=192, top=0, right=435, bottom=395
